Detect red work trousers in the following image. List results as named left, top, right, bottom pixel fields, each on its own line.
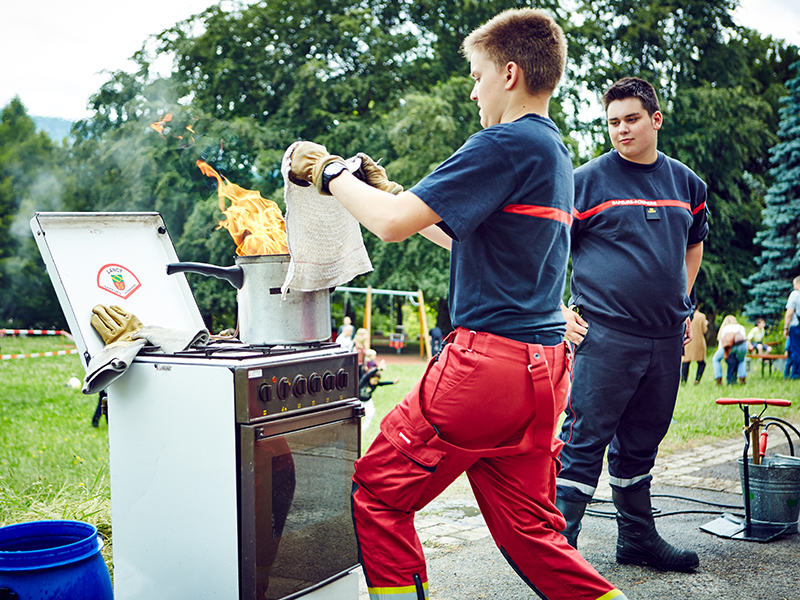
left=352, top=328, right=622, bottom=600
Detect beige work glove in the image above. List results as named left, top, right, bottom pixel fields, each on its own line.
left=91, top=305, right=144, bottom=345
left=353, top=153, right=403, bottom=195
left=288, top=141, right=347, bottom=195
left=83, top=305, right=146, bottom=395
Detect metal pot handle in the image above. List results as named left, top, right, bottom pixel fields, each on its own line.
left=166, top=262, right=244, bottom=289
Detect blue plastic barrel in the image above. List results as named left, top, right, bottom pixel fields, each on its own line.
left=0, top=520, right=113, bottom=600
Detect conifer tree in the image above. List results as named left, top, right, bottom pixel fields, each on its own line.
left=744, top=60, right=800, bottom=323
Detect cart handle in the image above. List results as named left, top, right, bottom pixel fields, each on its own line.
left=715, top=398, right=791, bottom=407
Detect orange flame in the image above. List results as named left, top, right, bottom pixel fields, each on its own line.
left=197, top=160, right=288, bottom=256
left=150, top=113, right=196, bottom=142
left=150, top=113, right=173, bottom=135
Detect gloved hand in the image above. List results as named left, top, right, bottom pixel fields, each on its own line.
left=353, top=153, right=403, bottom=195
left=289, top=141, right=347, bottom=195
left=91, top=305, right=143, bottom=344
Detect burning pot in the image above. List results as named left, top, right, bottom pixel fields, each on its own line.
left=167, top=254, right=331, bottom=345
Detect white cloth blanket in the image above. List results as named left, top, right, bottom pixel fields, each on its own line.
left=280, top=142, right=372, bottom=294
left=82, top=326, right=210, bottom=395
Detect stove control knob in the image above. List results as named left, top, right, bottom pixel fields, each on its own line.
left=258, top=383, right=272, bottom=403
left=322, top=371, right=336, bottom=392
left=336, top=368, right=350, bottom=390
left=308, top=373, right=322, bottom=395
left=276, top=377, right=291, bottom=400
left=292, top=375, right=307, bottom=398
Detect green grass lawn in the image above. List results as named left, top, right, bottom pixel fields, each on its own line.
left=2, top=335, right=799, bottom=576
left=0, top=334, right=111, bottom=567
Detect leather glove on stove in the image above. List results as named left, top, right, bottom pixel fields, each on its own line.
left=82, top=305, right=147, bottom=395
left=82, top=305, right=212, bottom=394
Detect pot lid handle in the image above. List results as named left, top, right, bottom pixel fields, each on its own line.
left=167, top=262, right=244, bottom=289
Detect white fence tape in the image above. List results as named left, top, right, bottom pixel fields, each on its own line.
left=1, top=349, right=80, bottom=361
left=0, top=328, right=78, bottom=361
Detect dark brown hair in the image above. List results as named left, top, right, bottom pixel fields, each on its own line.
left=462, top=8, right=567, bottom=94
left=601, top=77, right=661, bottom=116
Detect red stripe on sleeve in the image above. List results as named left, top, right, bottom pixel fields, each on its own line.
left=502, top=204, right=573, bottom=227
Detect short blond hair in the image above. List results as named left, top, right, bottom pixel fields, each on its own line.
left=462, top=8, right=566, bottom=94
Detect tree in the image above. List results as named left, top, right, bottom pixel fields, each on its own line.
left=156, top=0, right=418, bottom=138
left=744, top=60, right=800, bottom=323
left=660, top=84, right=777, bottom=316
left=0, top=99, right=66, bottom=327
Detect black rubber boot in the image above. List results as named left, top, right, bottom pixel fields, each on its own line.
left=555, top=497, right=587, bottom=549
left=613, top=488, right=699, bottom=571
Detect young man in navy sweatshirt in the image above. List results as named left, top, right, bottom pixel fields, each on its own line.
left=556, top=77, right=707, bottom=572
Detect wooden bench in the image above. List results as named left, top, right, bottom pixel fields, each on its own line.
left=746, top=353, right=788, bottom=377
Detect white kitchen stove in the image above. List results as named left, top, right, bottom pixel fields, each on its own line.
left=31, top=212, right=362, bottom=600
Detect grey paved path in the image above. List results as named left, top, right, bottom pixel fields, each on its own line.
left=356, top=435, right=800, bottom=599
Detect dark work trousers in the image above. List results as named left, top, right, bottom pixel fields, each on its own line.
left=352, top=328, right=621, bottom=600
left=557, top=320, right=683, bottom=502
left=680, top=361, right=705, bottom=383
left=789, top=326, right=800, bottom=379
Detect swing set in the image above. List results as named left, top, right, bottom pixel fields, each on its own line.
left=334, top=286, right=432, bottom=360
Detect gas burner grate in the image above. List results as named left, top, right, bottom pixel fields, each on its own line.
left=140, top=339, right=342, bottom=360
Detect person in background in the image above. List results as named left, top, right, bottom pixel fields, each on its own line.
left=681, top=307, right=708, bottom=385
left=429, top=325, right=444, bottom=355
left=337, top=324, right=354, bottom=351
left=337, top=315, right=352, bottom=338
left=557, top=76, right=706, bottom=572
left=288, top=8, right=627, bottom=600
left=713, top=315, right=748, bottom=385
left=353, top=327, right=370, bottom=369
left=358, top=357, right=401, bottom=431
left=783, top=276, right=800, bottom=379
left=364, top=348, right=379, bottom=371
left=747, top=318, right=770, bottom=355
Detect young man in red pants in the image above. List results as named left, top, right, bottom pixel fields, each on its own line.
left=289, top=8, right=627, bottom=600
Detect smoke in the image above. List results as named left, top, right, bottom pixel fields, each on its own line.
left=12, top=170, right=65, bottom=240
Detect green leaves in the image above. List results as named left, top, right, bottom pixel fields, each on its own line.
left=744, top=61, right=800, bottom=322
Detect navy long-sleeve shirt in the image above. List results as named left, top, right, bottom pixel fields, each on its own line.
left=569, top=150, right=708, bottom=338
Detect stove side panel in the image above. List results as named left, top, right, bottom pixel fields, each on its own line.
left=107, top=361, right=239, bottom=599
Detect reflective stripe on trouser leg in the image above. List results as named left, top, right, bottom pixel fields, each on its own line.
left=352, top=460, right=430, bottom=600
left=469, top=449, right=622, bottom=599
left=367, top=575, right=428, bottom=600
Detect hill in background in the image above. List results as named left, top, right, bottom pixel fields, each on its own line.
left=32, top=116, right=73, bottom=142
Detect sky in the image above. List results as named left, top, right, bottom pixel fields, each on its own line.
left=1, top=0, right=800, bottom=122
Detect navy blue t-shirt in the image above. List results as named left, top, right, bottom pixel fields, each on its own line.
left=570, top=150, right=708, bottom=337
left=410, top=114, right=573, bottom=343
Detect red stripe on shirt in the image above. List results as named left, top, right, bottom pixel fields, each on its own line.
left=503, top=204, right=573, bottom=227
left=573, top=198, right=693, bottom=220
